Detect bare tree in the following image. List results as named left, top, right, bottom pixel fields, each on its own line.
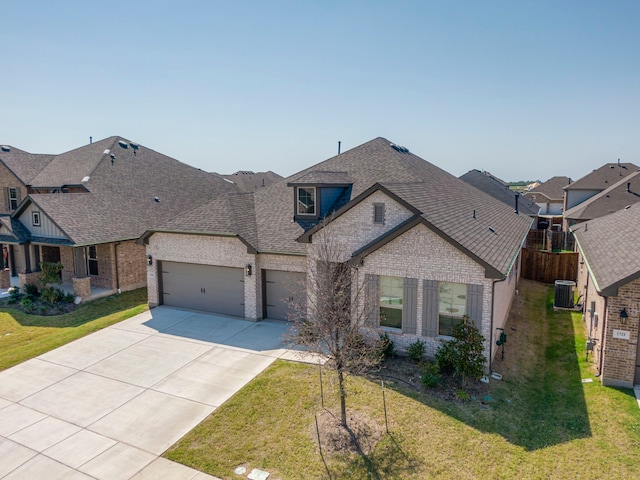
left=287, top=229, right=384, bottom=428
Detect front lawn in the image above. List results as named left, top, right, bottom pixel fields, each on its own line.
left=0, top=288, right=149, bottom=371
left=166, top=280, right=640, bottom=479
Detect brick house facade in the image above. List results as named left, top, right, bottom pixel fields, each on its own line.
left=142, top=138, right=531, bottom=368
left=572, top=204, right=640, bottom=388
left=0, top=137, right=235, bottom=300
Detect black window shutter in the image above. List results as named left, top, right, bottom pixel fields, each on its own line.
left=422, top=280, right=439, bottom=337
left=402, top=278, right=418, bottom=334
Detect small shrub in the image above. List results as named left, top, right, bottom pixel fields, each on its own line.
left=38, top=305, right=48, bottom=316
left=435, top=341, right=456, bottom=375
left=421, top=361, right=441, bottom=389
left=20, top=297, right=34, bottom=313
left=455, top=389, right=471, bottom=402
left=40, top=287, right=66, bottom=306
left=24, top=283, right=39, bottom=298
left=63, top=292, right=75, bottom=303
left=434, top=315, right=486, bottom=385
left=7, top=286, right=21, bottom=304
left=380, top=332, right=395, bottom=357
left=407, top=339, right=426, bottom=363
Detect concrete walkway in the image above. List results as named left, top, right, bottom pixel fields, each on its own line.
left=0, top=307, right=313, bottom=479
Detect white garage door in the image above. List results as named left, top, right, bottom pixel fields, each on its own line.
left=264, top=270, right=306, bottom=321
left=161, top=262, right=244, bottom=317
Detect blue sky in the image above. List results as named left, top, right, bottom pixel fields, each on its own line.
left=2, top=1, right=639, bottom=182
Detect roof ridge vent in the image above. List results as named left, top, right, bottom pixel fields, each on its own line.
left=1, top=146, right=10, bottom=152
left=118, top=141, right=129, bottom=149
left=390, top=143, right=410, bottom=154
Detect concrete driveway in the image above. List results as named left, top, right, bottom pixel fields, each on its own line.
left=0, top=307, right=307, bottom=479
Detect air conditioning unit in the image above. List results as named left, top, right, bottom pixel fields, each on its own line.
left=554, top=280, right=576, bottom=308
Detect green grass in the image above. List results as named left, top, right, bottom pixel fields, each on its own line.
left=166, top=281, right=640, bottom=479
left=0, top=288, right=148, bottom=371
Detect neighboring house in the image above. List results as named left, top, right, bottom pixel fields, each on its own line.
left=0, top=145, right=54, bottom=215
left=564, top=170, right=640, bottom=228
left=141, top=138, right=532, bottom=366
left=221, top=171, right=282, bottom=192
left=563, top=162, right=638, bottom=230
left=460, top=169, right=539, bottom=219
left=0, top=137, right=235, bottom=298
left=571, top=203, right=640, bottom=388
left=524, top=175, right=570, bottom=230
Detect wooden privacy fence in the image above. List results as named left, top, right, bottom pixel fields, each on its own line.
left=526, top=230, right=575, bottom=252
left=521, top=248, right=578, bottom=283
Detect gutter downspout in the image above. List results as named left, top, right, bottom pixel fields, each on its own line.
left=114, top=242, right=121, bottom=294
left=596, top=296, right=607, bottom=377
left=489, top=276, right=507, bottom=373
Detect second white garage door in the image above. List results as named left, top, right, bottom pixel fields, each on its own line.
left=161, top=262, right=245, bottom=317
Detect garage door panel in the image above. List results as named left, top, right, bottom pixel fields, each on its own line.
left=161, top=262, right=244, bottom=317
left=264, top=270, right=306, bottom=321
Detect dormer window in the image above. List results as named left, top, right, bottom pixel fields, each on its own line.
left=297, top=187, right=316, bottom=216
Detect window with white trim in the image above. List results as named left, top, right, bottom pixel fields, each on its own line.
left=438, top=282, right=466, bottom=336
left=297, top=187, right=316, bottom=215
left=379, top=276, right=403, bottom=329
left=32, top=211, right=41, bottom=227
left=9, top=188, right=18, bottom=210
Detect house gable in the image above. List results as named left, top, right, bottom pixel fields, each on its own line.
left=14, top=200, right=68, bottom=241
left=302, top=188, right=416, bottom=260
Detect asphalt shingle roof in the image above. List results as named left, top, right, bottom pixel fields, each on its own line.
left=154, top=192, right=258, bottom=250
left=526, top=176, right=571, bottom=201
left=571, top=202, right=640, bottom=295
left=564, top=171, right=640, bottom=221
left=565, top=163, right=638, bottom=191
left=460, top=169, right=539, bottom=216
left=15, top=137, right=237, bottom=245
left=221, top=171, right=282, bottom=192
left=0, top=147, right=55, bottom=185
left=254, top=137, right=533, bottom=275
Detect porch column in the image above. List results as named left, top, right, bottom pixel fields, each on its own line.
left=0, top=269, right=9, bottom=289
left=72, top=276, right=91, bottom=299
left=22, top=244, right=31, bottom=273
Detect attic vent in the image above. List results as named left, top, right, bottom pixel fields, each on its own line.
left=103, top=149, right=110, bottom=154
left=110, top=154, right=116, bottom=165
left=224, top=178, right=235, bottom=184
left=390, top=143, right=410, bottom=154
left=488, top=226, right=497, bottom=234
left=82, top=176, right=90, bottom=182
left=1, top=146, right=9, bottom=152
left=118, top=141, right=129, bottom=149
left=154, top=196, right=160, bottom=202
left=129, top=142, right=139, bottom=150
left=625, top=204, right=631, bottom=209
